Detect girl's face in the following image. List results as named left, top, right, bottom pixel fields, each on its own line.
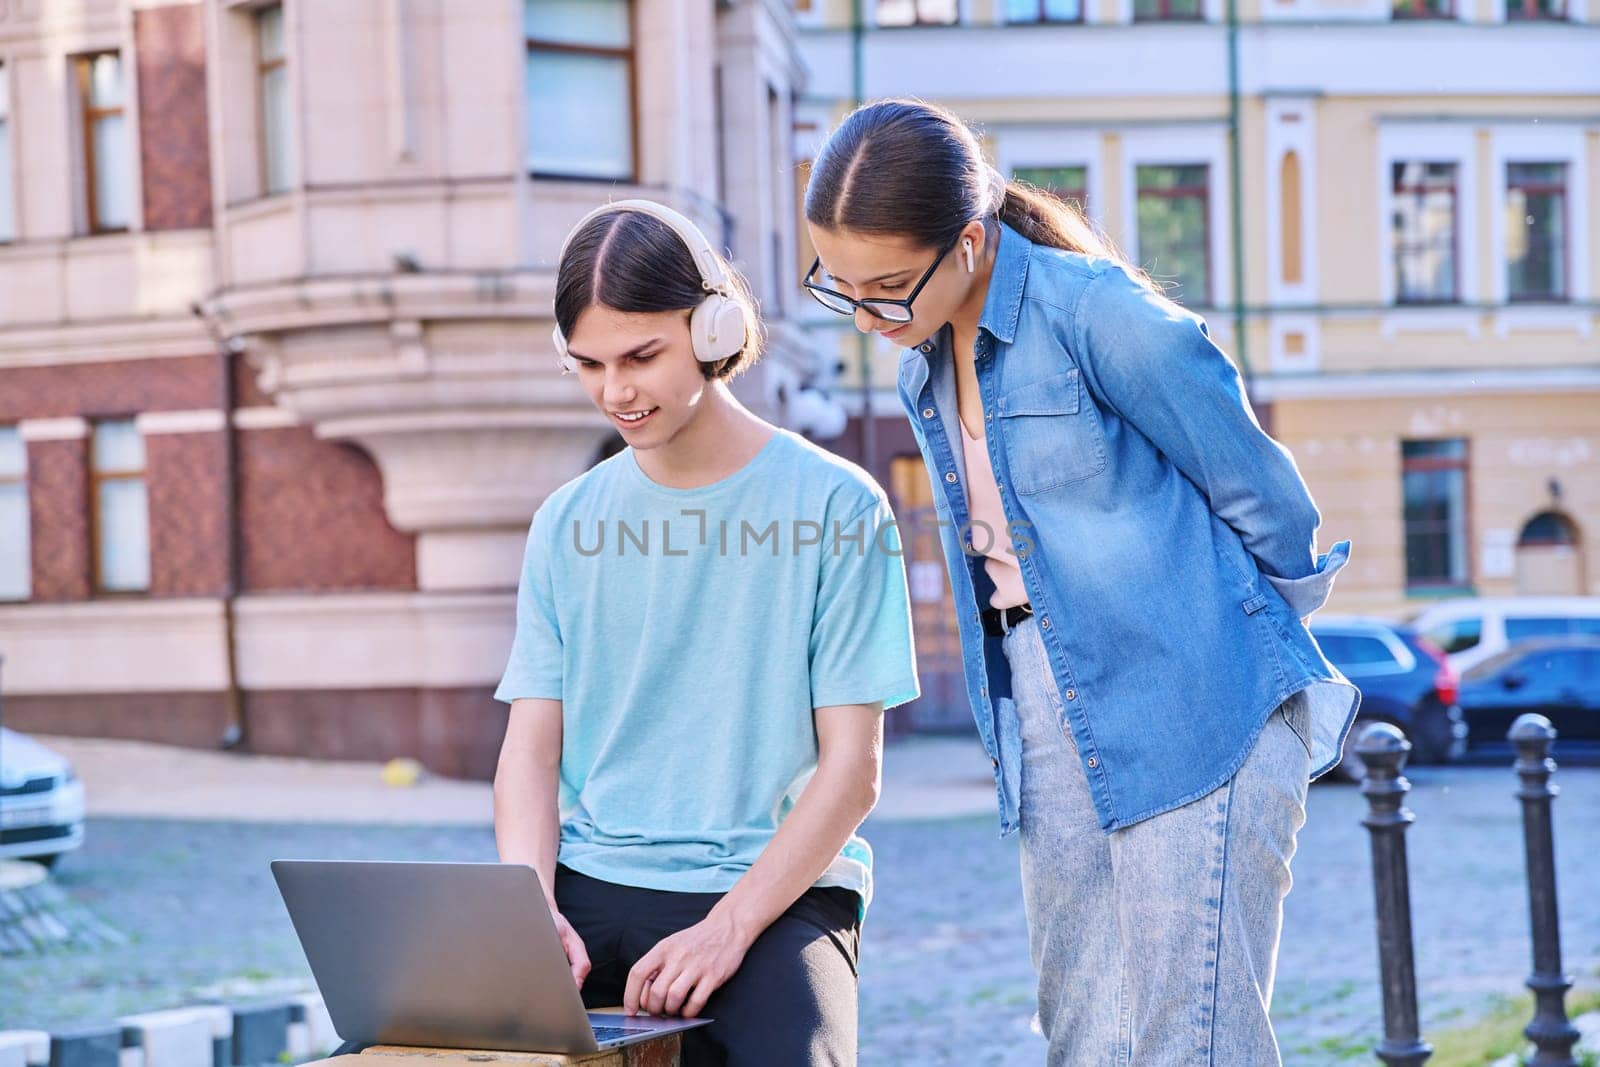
left=806, top=222, right=987, bottom=349
left=563, top=304, right=712, bottom=449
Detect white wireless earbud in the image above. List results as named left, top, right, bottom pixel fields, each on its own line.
left=963, top=239, right=975, bottom=274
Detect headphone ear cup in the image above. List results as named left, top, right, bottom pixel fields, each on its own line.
left=690, top=295, right=747, bottom=363
left=551, top=325, right=576, bottom=374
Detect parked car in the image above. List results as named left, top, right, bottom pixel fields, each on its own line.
left=1409, top=596, right=1600, bottom=675
left=1310, top=617, right=1467, bottom=782
left=0, top=727, right=87, bottom=869
left=1457, top=636, right=1600, bottom=760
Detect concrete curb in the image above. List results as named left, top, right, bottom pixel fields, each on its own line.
left=0, top=997, right=337, bottom=1067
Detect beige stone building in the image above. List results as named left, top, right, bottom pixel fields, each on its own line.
left=0, top=0, right=831, bottom=772
left=793, top=0, right=1599, bottom=660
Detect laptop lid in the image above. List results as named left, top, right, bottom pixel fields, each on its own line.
left=271, top=860, right=607, bottom=1054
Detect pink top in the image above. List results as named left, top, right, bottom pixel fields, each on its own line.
left=958, top=418, right=1030, bottom=610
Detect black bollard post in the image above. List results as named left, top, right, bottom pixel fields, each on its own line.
left=1511, top=713, right=1580, bottom=1067
left=1358, top=722, right=1432, bottom=1067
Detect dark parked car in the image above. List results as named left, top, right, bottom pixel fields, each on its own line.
left=1458, top=636, right=1600, bottom=760
left=1310, top=617, right=1467, bottom=782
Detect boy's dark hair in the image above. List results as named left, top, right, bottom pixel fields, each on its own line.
left=554, top=209, right=764, bottom=381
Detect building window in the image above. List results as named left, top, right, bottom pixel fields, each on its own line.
left=876, top=0, right=960, bottom=25
left=1134, top=0, right=1203, bottom=20
left=75, top=52, right=132, bottom=234
left=1136, top=164, right=1210, bottom=306
left=1392, top=162, right=1458, bottom=304
left=1393, top=0, right=1451, bottom=15
left=524, top=0, right=635, bottom=182
left=1014, top=165, right=1088, bottom=216
left=0, top=427, right=28, bottom=601
left=91, top=419, right=150, bottom=594
left=1506, top=0, right=1562, bottom=16
left=1402, top=439, right=1469, bottom=591
left=0, top=62, right=13, bottom=243
left=1506, top=162, right=1567, bottom=303
left=1004, top=0, right=1084, bottom=20
left=258, top=3, right=292, bottom=195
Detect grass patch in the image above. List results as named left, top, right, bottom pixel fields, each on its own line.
left=1424, top=987, right=1599, bottom=1067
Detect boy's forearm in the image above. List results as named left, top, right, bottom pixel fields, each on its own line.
left=495, top=757, right=562, bottom=906
left=493, top=699, right=565, bottom=908
left=714, top=732, right=880, bottom=941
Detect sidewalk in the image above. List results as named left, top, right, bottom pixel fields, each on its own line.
left=35, top=731, right=998, bottom=824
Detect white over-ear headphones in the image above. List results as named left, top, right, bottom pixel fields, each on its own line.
left=551, top=199, right=748, bottom=373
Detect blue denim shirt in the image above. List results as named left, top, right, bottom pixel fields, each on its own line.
left=895, top=222, right=1360, bottom=835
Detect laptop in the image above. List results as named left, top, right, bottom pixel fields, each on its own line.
left=271, top=860, right=712, bottom=1054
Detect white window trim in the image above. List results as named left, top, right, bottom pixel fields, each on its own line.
left=1377, top=124, right=1480, bottom=314
left=1265, top=97, right=1318, bottom=307
left=0, top=59, right=13, bottom=244
left=0, top=425, right=29, bottom=601
left=872, top=0, right=973, bottom=26
left=992, top=126, right=1104, bottom=231
left=1120, top=126, right=1232, bottom=309
left=1489, top=124, right=1590, bottom=310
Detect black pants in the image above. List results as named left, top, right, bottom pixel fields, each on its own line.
left=554, top=866, right=861, bottom=1066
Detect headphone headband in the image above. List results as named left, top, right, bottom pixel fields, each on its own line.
left=556, top=198, right=730, bottom=295
left=550, top=198, right=749, bottom=370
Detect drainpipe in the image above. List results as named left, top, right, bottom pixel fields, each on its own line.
left=1225, top=0, right=1255, bottom=416
left=852, top=0, right=876, bottom=475
left=191, top=301, right=247, bottom=751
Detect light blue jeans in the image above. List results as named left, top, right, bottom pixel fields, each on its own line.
left=1003, top=616, right=1313, bottom=1066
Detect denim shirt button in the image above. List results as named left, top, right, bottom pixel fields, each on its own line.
left=1041, top=616, right=1052, bottom=629
left=1065, top=688, right=1077, bottom=701
left=945, top=471, right=958, bottom=483
left=922, top=407, right=935, bottom=418
left=1087, top=756, right=1098, bottom=769
left=992, top=757, right=1000, bottom=770
left=919, top=343, right=933, bottom=354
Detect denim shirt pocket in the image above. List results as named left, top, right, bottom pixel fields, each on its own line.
left=995, top=367, right=1108, bottom=494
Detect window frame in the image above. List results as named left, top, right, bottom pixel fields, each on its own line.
left=1135, top=162, right=1213, bottom=308
left=74, top=51, right=130, bottom=236
left=1401, top=438, right=1473, bottom=594
left=1392, top=0, right=1453, bottom=17
left=256, top=2, right=290, bottom=197
left=1391, top=161, right=1461, bottom=306
left=0, top=59, right=12, bottom=245
left=875, top=0, right=963, bottom=25
left=524, top=1, right=640, bottom=184
left=89, top=418, right=151, bottom=596
left=0, top=425, right=29, bottom=602
left=1505, top=0, right=1564, bottom=18
left=1134, top=0, right=1205, bottom=19
left=1012, top=165, right=1091, bottom=217
left=1003, top=0, right=1086, bottom=22
left=1504, top=161, right=1568, bottom=303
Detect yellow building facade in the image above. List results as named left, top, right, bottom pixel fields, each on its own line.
left=794, top=0, right=1599, bottom=626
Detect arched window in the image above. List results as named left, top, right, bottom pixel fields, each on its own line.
left=1517, top=510, right=1578, bottom=547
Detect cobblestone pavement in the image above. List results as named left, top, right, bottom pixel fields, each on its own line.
left=4, top=763, right=1596, bottom=1065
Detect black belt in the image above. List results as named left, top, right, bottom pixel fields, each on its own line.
left=981, top=602, right=1034, bottom=637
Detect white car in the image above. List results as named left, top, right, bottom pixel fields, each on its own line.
left=0, top=727, right=87, bottom=868
left=1410, top=596, right=1600, bottom=675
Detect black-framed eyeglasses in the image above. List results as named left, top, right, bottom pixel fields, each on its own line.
left=803, top=235, right=959, bottom=324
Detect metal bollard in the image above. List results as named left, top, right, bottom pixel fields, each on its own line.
left=1358, top=723, right=1432, bottom=1067
left=1510, top=714, right=1580, bottom=1067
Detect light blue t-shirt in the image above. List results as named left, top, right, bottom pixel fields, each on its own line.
left=495, top=429, right=919, bottom=909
